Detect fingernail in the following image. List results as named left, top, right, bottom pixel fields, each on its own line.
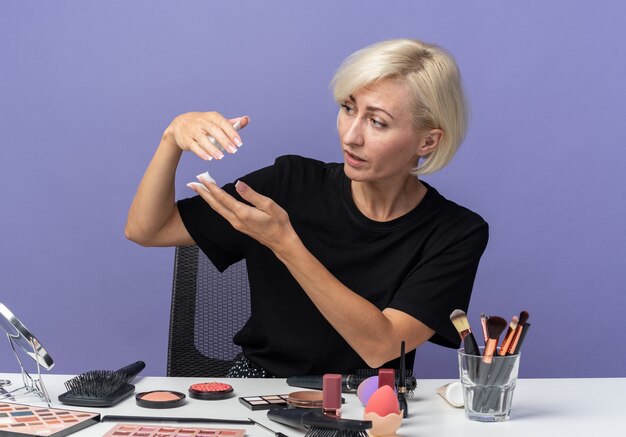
left=196, top=172, right=216, bottom=184
left=226, top=144, right=238, bottom=154
left=187, top=182, right=207, bottom=191
left=235, top=180, right=247, bottom=192
left=203, top=153, right=213, bottom=161
left=234, top=137, right=243, bottom=147
left=214, top=151, right=224, bottom=160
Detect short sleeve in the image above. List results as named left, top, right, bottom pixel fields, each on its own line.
left=388, top=222, right=489, bottom=348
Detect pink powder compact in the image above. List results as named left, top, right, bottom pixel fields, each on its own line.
left=136, top=390, right=186, bottom=409
left=189, top=382, right=234, bottom=400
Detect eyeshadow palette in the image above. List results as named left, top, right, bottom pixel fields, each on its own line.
left=238, top=394, right=290, bottom=410
left=102, top=424, right=245, bottom=437
left=0, top=402, right=99, bottom=437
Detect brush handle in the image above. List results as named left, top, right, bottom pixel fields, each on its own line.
left=512, top=323, right=530, bottom=355
left=482, top=324, right=530, bottom=410
left=115, top=361, right=146, bottom=378
left=463, top=333, right=481, bottom=356
left=249, top=418, right=289, bottom=437
left=462, top=333, right=481, bottom=385
left=101, top=415, right=252, bottom=425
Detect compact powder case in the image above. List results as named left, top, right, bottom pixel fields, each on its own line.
left=188, top=382, right=234, bottom=400
left=286, top=391, right=324, bottom=409
left=238, top=394, right=290, bottom=410
left=136, top=390, right=186, bottom=409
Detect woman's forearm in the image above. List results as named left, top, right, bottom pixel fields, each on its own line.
left=125, top=132, right=183, bottom=245
left=126, top=112, right=248, bottom=246
left=274, top=233, right=434, bottom=368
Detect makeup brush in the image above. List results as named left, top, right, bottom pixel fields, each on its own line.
left=397, top=340, right=408, bottom=418
left=59, top=361, right=145, bottom=407
left=449, top=309, right=480, bottom=356
left=498, top=315, right=519, bottom=356
left=480, top=313, right=489, bottom=343
left=268, top=409, right=370, bottom=437
left=507, top=310, right=529, bottom=355
left=482, top=317, right=507, bottom=363
left=484, top=321, right=532, bottom=411
left=249, top=417, right=289, bottom=437
left=101, top=415, right=252, bottom=425
left=472, top=316, right=507, bottom=411
left=513, top=322, right=531, bottom=355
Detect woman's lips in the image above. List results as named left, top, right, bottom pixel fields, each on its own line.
left=344, top=150, right=366, bottom=168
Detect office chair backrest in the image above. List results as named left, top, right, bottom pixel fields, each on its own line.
left=167, top=245, right=251, bottom=377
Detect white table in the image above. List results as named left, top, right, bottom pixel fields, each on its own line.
left=1, top=373, right=622, bottom=436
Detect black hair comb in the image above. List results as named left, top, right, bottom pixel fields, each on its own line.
left=58, top=361, right=145, bottom=407
left=268, top=408, right=371, bottom=437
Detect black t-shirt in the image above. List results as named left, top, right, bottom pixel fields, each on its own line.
left=177, top=155, right=488, bottom=377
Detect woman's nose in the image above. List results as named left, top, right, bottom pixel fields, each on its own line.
left=343, top=117, right=365, bottom=146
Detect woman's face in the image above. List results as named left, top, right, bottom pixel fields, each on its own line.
left=337, top=79, right=426, bottom=184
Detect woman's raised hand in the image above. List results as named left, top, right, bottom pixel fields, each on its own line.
left=163, top=111, right=249, bottom=161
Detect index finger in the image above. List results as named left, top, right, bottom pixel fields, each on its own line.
left=215, top=116, right=249, bottom=149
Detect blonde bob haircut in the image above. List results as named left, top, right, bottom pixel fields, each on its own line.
left=331, top=39, right=468, bottom=176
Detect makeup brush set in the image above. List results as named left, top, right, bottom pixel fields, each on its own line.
left=450, top=309, right=531, bottom=413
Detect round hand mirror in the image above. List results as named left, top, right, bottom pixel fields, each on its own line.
left=0, top=303, right=54, bottom=370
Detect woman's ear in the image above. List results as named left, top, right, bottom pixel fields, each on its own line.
left=417, top=129, right=444, bottom=157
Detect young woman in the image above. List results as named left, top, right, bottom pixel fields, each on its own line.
left=126, top=39, right=488, bottom=377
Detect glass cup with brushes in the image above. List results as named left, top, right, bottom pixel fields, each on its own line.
left=451, top=309, right=530, bottom=422
left=458, top=347, right=520, bottom=422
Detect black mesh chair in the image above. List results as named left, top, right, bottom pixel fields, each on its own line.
left=167, top=245, right=251, bottom=377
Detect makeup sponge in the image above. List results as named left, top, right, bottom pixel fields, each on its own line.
left=364, top=386, right=403, bottom=436
left=356, top=376, right=378, bottom=406
left=365, top=385, right=400, bottom=416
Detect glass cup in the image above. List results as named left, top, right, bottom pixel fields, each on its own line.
left=457, top=348, right=520, bottom=422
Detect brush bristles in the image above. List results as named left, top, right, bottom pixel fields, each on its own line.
left=509, top=316, right=519, bottom=330
left=64, top=370, right=131, bottom=397
left=518, top=310, right=529, bottom=325
left=486, top=316, right=508, bottom=340
left=305, top=429, right=368, bottom=437
left=449, top=309, right=471, bottom=336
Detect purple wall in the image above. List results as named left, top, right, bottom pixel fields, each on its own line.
left=1, top=1, right=625, bottom=379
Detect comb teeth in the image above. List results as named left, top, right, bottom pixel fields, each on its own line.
left=304, top=430, right=369, bottom=437
left=64, top=370, right=130, bottom=397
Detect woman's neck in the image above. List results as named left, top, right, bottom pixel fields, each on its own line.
left=351, top=176, right=427, bottom=222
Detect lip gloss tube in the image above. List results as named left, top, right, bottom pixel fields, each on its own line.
left=323, top=374, right=342, bottom=418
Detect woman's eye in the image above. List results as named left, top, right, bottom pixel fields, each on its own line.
left=340, top=103, right=354, bottom=113
left=371, top=119, right=387, bottom=128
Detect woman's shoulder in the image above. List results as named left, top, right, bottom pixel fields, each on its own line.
left=273, top=154, right=338, bottom=170
left=272, top=154, right=342, bottom=183
left=423, top=182, right=488, bottom=233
